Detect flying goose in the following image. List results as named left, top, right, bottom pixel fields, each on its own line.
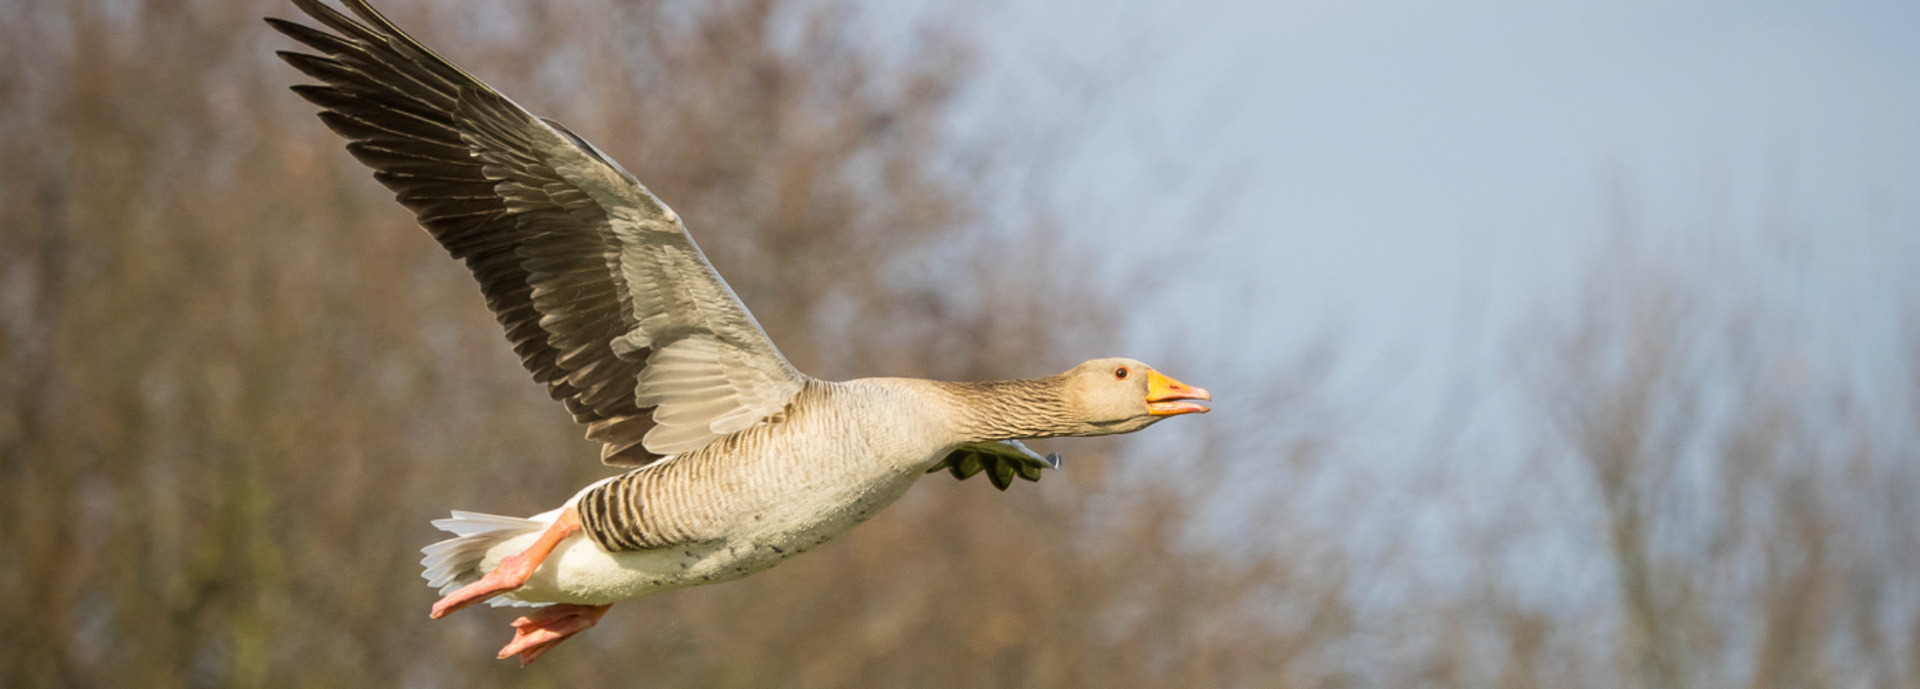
left=268, top=0, right=1212, bottom=665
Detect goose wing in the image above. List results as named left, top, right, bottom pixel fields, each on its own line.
left=269, top=0, right=805, bottom=466
left=930, top=440, right=1062, bottom=490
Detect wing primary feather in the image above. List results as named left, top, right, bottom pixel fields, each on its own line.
left=272, top=0, right=804, bottom=469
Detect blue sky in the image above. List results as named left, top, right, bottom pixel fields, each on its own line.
left=949, top=1, right=1920, bottom=610
left=953, top=0, right=1920, bottom=437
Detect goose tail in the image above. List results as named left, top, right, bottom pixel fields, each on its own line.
left=419, top=510, right=554, bottom=608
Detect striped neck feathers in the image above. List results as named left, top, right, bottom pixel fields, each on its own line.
left=936, top=376, right=1105, bottom=442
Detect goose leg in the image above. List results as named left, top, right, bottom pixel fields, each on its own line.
left=497, top=603, right=611, bottom=666
left=430, top=507, right=583, bottom=619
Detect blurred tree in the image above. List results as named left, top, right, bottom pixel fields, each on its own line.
left=1423, top=189, right=1920, bottom=689
left=0, top=0, right=1333, bottom=687
left=3, top=0, right=1914, bottom=687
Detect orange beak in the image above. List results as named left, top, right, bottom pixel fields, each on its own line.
left=1145, top=369, right=1211, bottom=416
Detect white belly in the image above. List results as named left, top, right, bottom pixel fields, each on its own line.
left=489, top=465, right=926, bottom=606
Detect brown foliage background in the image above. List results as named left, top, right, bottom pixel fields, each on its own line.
left=1, top=0, right=1914, bottom=687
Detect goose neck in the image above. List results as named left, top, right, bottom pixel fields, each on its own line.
left=935, top=377, right=1079, bottom=442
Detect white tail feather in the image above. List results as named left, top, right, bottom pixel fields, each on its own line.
left=419, top=510, right=552, bottom=608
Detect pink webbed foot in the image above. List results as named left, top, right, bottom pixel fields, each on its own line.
left=497, top=603, right=612, bottom=666
left=430, top=508, right=583, bottom=619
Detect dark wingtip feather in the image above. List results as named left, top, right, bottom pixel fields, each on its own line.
left=266, top=0, right=655, bottom=444
left=262, top=16, right=313, bottom=39
left=275, top=50, right=343, bottom=82
left=339, top=0, right=403, bottom=33
left=287, top=83, right=337, bottom=103
left=287, top=0, right=387, bottom=46
left=267, top=16, right=366, bottom=56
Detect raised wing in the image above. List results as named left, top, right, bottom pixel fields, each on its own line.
left=269, top=0, right=805, bottom=465
left=929, top=440, right=1062, bottom=490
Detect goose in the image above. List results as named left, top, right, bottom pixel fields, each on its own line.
left=267, top=0, right=1212, bottom=666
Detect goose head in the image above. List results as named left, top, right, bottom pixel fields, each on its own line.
left=1057, top=357, right=1211, bottom=435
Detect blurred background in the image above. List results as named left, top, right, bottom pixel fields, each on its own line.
left=2, top=0, right=1916, bottom=686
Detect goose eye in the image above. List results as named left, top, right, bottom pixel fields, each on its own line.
left=1114, top=367, right=1129, bottom=380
